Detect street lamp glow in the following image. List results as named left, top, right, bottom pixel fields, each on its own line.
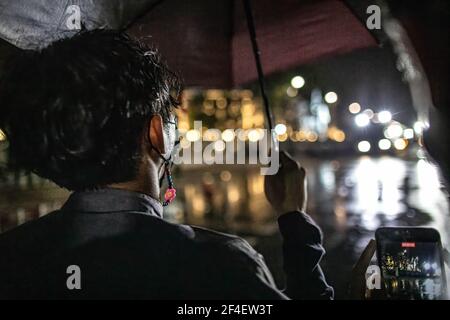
left=277, top=133, right=289, bottom=142
left=385, top=123, right=403, bottom=139
left=324, top=91, right=338, bottom=104
left=274, top=123, right=287, bottom=135
left=414, top=121, right=426, bottom=134
left=306, top=132, right=318, bottom=142
left=394, top=139, right=408, bottom=151
left=222, top=129, right=235, bottom=142
left=334, top=130, right=346, bottom=142
left=348, top=103, right=361, bottom=114
left=214, top=140, right=226, bottom=152
left=186, top=129, right=201, bottom=142
left=237, top=130, right=248, bottom=141
left=291, top=76, right=305, bottom=89
left=358, top=141, right=371, bottom=153
left=378, top=111, right=392, bottom=124
left=403, top=128, right=414, bottom=140
left=355, top=113, right=370, bottom=127
left=363, top=109, right=374, bottom=119
left=378, top=139, right=392, bottom=150
left=248, top=129, right=262, bottom=142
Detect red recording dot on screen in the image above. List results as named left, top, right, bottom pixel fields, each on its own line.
left=401, top=242, right=416, bottom=248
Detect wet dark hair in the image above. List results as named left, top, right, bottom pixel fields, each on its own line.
left=0, top=29, right=181, bottom=191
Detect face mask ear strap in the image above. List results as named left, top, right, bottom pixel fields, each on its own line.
left=153, top=149, right=176, bottom=207
left=161, top=158, right=176, bottom=206
left=146, top=123, right=177, bottom=206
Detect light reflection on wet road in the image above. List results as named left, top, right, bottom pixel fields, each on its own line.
left=301, top=155, right=450, bottom=299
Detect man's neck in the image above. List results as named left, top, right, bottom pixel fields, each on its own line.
left=108, top=171, right=161, bottom=203
left=108, top=155, right=164, bottom=203
left=108, top=181, right=157, bottom=200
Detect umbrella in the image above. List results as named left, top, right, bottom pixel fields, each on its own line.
left=128, top=0, right=377, bottom=133
left=128, top=0, right=377, bottom=88
left=0, top=0, right=377, bottom=132
left=0, top=0, right=159, bottom=50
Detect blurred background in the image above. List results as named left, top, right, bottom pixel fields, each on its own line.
left=0, top=0, right=449, bottom=298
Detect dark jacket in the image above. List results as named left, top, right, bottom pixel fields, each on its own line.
left=0, top=188, right=333, bottom=299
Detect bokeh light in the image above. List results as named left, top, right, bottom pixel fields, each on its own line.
left=378, top=110, right=392, bottom=124
left=358, top=141, right=371, bottom=153
left=324, top=91, right=338, bottom=104
left=378, top=139, right=392, bottom=150
left=394, top=139, right=408, bottom=151
left=385, top=123, right=403, bottom=139
left=355, top=113, right=370, bottom=127
left=348, top=103, right=361, bottom=114
left=274, top=123, right=287, bottom=135
left=186, top=129, right=201, bottom=142
left=290, top=76, right=305, bottom=89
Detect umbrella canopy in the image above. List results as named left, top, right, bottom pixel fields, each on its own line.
left=128, top=0, right=377, bottom=87
left=0, top=0, right=158, bottom=50
left=0, top=0, right=377, bottom=88
left=0, top=0, right=378, bottom=133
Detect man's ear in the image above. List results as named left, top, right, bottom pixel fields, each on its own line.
left=148, top=115, right=167, bottom=155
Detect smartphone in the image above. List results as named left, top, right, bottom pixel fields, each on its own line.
left=376, top=227, right=447, bottom=300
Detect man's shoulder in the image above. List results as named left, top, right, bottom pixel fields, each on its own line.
left=177, top=224, right=264, bottom=270
left=176, top=224, right=282, bottom=299
left=0, top=211, right=64, bottom=280
left=0, top=211, right=261, bottom=267
left=188, top=225, right=257, bottom=254
left=0, top=210, right=61, bottom=248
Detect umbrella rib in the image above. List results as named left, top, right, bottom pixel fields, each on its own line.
left=242, top=0, right=274, bottom=132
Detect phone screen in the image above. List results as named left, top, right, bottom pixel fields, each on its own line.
left=378, top=239, right=446, bottom=300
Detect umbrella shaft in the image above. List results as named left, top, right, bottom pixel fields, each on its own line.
left=243, top=0, right=274, bottom=132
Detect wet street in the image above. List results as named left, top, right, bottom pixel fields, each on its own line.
left=303, top=155, right=450, bottom=299
left=177, top=155, right=450, bottom=299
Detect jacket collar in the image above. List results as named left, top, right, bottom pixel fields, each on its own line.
left=61, top=188, right=163, bottom=218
